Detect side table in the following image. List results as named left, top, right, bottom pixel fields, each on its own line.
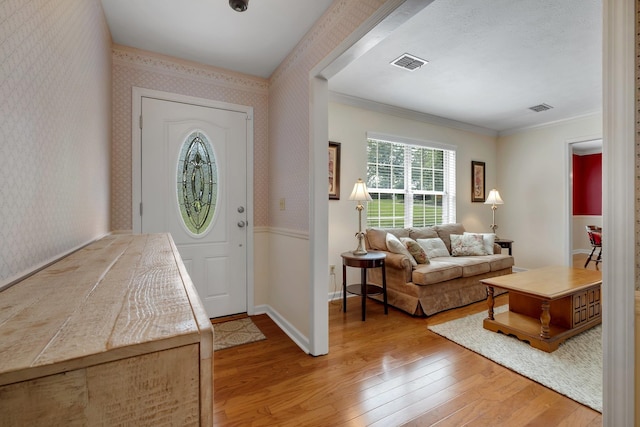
left=341, top=251, right=388, bottom=321
left=495, top=238, right=513, bottom=256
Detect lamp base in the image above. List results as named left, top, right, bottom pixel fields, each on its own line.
left=352, top=232, right=367, bottom=255
left=489, top=224, right=499, bottom=239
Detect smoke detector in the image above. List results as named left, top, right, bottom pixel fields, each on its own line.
left=229, top=0, right=248, bottom=12
left=390, top=53, right=428, bottom=71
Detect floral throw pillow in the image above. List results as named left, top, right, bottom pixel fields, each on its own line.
left=400, top=237, right=429, bottom=264
left=463, top=232, right=495, bottom=255
left=386, top=232, right=417, bottom=266
left=450, top=234, right=488, bottom=256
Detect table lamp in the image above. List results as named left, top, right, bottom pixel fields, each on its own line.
left=349, top=178, right=372, bottom=255
left=484, top=189, right=504, bottom=236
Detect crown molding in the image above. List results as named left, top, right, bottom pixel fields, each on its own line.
left=329, top=91, right=498, bottom=137
left=498, top=111, right=602, bottom=137
left=112, top=44, right=268, bottom=94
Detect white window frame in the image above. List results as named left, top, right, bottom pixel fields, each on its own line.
left=366, top=132, right=456, bottom=228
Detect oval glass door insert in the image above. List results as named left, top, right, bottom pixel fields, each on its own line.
left=177, top=131, right=217, bottom=235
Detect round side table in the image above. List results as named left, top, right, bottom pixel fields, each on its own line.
left=341, top=251, right=388, bottom=321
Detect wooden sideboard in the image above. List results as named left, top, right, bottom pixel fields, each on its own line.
left=0, top=233, right=213, bottom=426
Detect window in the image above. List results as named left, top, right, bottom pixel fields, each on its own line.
left=177, top=130, right=217, bottom=235
left=366, top=134, right=456, bottom=228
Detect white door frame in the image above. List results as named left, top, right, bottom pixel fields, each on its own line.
left=131, top=87, right=256, bottom=316
left=602, top=0, right=635, bottom=424
left=563, top=134, right=603, bottom=267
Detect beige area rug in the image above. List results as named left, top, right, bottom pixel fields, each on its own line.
left=213, top=318, right=266, bottom=351
left=428, top=305, right=602, bottom=412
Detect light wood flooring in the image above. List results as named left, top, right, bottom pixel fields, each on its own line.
left=573, top=252, right=601, bottom=272
left=213, top=293, right=602, bottom=426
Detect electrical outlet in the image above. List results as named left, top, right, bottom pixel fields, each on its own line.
left=329, top=265, right=335, bottom=275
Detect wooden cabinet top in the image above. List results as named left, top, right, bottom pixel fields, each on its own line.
left=480, top=265, right=602, bottom=299
left=0, top=233, right=213, bottom=386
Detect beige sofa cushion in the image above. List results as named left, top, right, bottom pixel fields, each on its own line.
left=472, top=254, right=515, bottom=271
left=408, top=227, right=439, bottom=240
left=412, top=261, right=462, bottom=285
left=365, top=227, right=410, bottom=251
left=436, top=256, right=491, bottom=277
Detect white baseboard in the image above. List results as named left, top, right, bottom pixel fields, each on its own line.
left=252, top=304, right=310, bottom=354
left=572, top=249, right=592, bottom=255
left=329, top=290, right=355, bottom=301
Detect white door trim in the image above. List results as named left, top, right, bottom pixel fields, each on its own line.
left=602, top=0, right=635, bottom=424
left=132, top=87, right=256, bottom=315
left=563, top=134, right=602, bottom=267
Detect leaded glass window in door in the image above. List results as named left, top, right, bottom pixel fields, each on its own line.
left=177, top=131, right=217, bottom=235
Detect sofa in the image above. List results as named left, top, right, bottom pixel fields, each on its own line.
left=364, top=223, right=514, bottom=316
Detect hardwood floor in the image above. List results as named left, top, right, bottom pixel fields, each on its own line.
left=213, top=295, right=602, bottom=426
left=573, top=252, right=601, bottom=272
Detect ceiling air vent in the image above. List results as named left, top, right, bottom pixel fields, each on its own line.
left=390, top=53, right=428, bottom=71
left=529, top=103, right=553, bottom=112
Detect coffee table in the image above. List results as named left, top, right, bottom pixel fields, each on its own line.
left=481, top=266, right=602, bottom=352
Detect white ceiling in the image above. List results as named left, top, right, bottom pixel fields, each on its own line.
left=101, top=0, right=335, bottom=78
left=101, top=0, right=602, bottom=134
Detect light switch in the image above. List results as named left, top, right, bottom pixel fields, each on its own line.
left=279, top=198, right=286, bottom=211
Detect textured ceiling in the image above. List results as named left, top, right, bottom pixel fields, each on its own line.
left=329, top=0, right=602, bottom=133
left=101, top=0, right=602, bottom=133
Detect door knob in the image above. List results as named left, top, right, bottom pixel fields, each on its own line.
left=237, top=220, right=246, bottom=228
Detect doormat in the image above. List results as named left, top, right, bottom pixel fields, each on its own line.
left=213, top=317, right=266, bottom=351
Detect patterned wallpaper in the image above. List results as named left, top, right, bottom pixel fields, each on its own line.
left=111, top=1, right=387, bottom=233
left=111, top=46, right=269, bottom=231
left=0, top=0, right=111, bottom=284
left=268, top=0, right=386, bottom=231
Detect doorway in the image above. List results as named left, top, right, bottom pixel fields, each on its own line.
left=566, top=138, right=603, bottom=268
left=132, top=88, right=255, bottom=319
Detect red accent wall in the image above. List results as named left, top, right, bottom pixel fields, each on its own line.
left=573, top=153, right=602, bottom=215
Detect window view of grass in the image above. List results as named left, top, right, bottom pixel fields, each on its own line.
left=367, top=195, right=443, bottom=228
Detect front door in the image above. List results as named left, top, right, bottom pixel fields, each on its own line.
left=141, top=96, right=248, bottom=318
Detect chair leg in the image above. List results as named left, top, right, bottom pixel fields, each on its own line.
left=584, top=247, right=596, bottom=268
left=595, top=248, right=602, bottom=266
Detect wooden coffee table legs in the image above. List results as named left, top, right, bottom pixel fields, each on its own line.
left=486, top=285, right=495, bottom=320
left=540, top=300, right=551, bottom=339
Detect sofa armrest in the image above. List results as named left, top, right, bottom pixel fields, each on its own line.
left=381, top=251, right=413, bottom=283
left=493, top=243, right=502, bottom=254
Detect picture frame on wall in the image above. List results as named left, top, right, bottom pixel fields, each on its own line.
left=328, top=141, right=341, bottom=200
left=471, top=160, right=486, bottom=202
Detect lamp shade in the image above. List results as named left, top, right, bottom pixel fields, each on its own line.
left=349, top=178, right=372, bottom=202
left=484, top=189, right=504, bottom=205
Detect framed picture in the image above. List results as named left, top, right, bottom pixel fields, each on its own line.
left=471, top=161, right=486, bottom=202
left=328, top=142, right=341, bottom=200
